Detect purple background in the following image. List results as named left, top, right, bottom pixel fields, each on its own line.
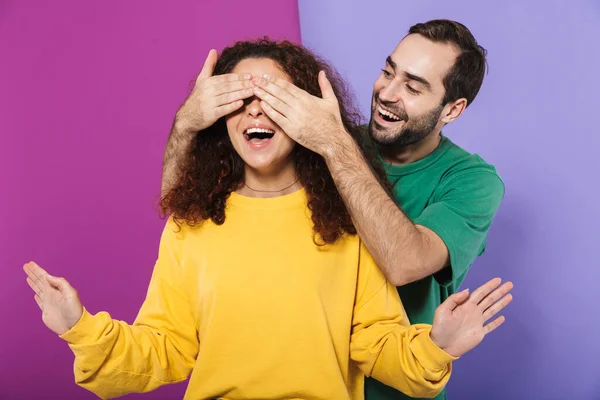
left=3, top=0, right=599, bottom=399
left=1, top=1, right=300, bottom=399
left=298, top=1, right=599, bottom=399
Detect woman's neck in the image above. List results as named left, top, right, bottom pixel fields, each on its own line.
left=236, top=163, right=301, bottom=198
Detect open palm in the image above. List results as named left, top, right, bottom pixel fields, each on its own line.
left=23, top=261, right=83, bottom=335
left=430, top=277, right=513, bottom=358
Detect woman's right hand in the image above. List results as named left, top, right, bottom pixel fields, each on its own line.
left=23, top=261, right=84, bottom=336
left=174, top=49, right=255, bottom=133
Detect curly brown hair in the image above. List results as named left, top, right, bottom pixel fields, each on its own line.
left=160, top=38, right=389, bottom=244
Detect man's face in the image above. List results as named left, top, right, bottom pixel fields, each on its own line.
left=369, top=34, right=459, bottom=148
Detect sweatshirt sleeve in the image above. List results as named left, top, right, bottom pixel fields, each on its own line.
left=59, top=218, right=199, bottom=399
left=350, top=242, right=457, bottom=399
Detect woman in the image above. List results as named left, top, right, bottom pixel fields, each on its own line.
left=24, top=39, right=512, bottom=400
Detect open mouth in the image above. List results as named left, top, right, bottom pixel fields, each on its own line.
left=244, top=127, right=275, bottom=146
left=377, top=105, right=402, bottom=123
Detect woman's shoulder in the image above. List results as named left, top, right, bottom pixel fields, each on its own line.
left=161, top=215, right=209, bottom=241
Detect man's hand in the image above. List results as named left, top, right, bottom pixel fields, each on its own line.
left=161, top=49, right=255, bottom=194
left=430, top=277, right=514, bottom=357
left=175, top=49, right=255, bottom=134
left=251, top=71, right=348, bottom=156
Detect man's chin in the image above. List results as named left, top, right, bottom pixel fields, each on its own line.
left=368, top=122, right=404, bottom=146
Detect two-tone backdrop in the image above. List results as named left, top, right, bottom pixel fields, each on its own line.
left=2, top=1, right=597, bottom=398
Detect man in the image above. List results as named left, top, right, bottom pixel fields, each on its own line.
left=161, top=19, right=504, bottom=400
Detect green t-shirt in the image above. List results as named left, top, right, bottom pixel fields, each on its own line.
left=363, top=134, right=505, bottom=400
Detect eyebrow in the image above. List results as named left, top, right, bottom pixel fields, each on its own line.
left=386, top=56, right=432, bottom=91
left=385, top=56, right=397, bottom=70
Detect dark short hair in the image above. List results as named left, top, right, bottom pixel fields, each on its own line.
left=409, top=19, right=488, bottom=107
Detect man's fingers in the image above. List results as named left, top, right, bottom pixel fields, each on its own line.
left=213, top=100, right=245, bottom=120
left=469, top=277, right=502, bottom=305
left=483, top=315, right=506, bottom=335
left=252, top=87, right=293, bottom=118
left=478, top=281, right=514, bottom=310
left=253, top=76, right=297, bottom=106
left=198, top=49, right=218, bottom=80
left=210, top=73, right=253, bottom=85
left=318, top=70, right=337, bottom=102
left=213, top=81, right=254, bottom=98
left=215, top=89, right=254, bottom=108
left=259, top=101, right=289, bottom=133
left=483, top=293, right=513, bottom=321
left=259, top=74, right=302, bottom=98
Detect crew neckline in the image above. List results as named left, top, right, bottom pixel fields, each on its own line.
left=384, top=135, right=452, bottom=177
left=228, top=187, right=306, bottom=210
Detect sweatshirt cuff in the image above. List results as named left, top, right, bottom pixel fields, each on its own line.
left=410, top=325, right=458, bottom=370
left=59, top=307, right=103, bottom=345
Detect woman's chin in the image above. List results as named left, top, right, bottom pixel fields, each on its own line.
left=241, top=155, right=292, bottom=175
left=244, top=159, right=279, bottom=173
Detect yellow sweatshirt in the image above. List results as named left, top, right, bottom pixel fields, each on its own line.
left=60, top=189, right=456, bottom=399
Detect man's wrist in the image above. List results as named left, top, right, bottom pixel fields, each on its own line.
left=322, top=126, right=358, bottom=164
left=172, top=113, right=198, bottom=138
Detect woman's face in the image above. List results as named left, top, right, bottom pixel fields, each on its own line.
left=225, top=58, right=296, bottom=175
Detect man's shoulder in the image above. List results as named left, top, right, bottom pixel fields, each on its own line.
left=439, top=138, right=502, bottom=185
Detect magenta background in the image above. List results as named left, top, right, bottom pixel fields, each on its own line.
left=1, top=1, right=300, bottom=398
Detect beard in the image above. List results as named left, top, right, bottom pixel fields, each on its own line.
left=368, top=96, right=444, bottom=148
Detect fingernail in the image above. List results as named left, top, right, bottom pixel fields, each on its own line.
left=252, top=76, right=261, bottom=83
left=263, top=73, right=271, bottom=80
left=244, top=74, right=251, bottom=79
left=463, top=288, right=469, bottom=293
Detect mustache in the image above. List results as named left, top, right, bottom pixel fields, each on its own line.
left=372, top=92, right=408, bottom=118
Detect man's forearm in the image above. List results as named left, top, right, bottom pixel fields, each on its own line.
left=161, top=120, right=195, bottom=196
left=323, top=133, right=442, bottom=285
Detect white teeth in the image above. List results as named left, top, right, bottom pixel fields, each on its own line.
left=377, top=106, right=401, bottom=121
left=245, top=127, right=275, bottom=134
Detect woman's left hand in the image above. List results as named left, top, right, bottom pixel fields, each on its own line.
left=430, top=277, right=514, bottom=357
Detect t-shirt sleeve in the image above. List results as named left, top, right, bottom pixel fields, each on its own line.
left=413, top=169, right=505, bottom=287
